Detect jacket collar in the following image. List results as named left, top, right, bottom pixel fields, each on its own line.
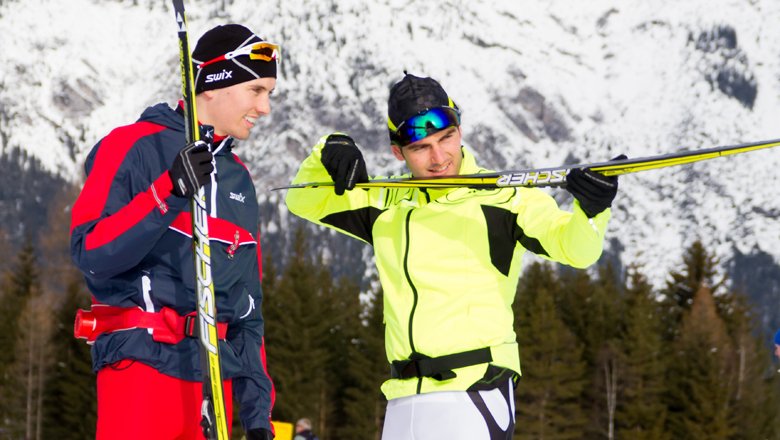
left=170, top=102, right=232, bottom=154
left=413, top=146, right=485, bottom=202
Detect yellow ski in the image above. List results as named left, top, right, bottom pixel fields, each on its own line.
left=172, top=1, right=229, bottom=439
left=275, top=138, right=780, bottom=190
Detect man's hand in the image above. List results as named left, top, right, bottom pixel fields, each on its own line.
left=246, top=428, right=275, bottom=440
left=320, top=134, right=369, bottom=195
left=169, top=140, right=214, bottom=198
left=566, top=154, right=626, bottom=218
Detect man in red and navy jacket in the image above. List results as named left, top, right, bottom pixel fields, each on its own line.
left=70, top=24, right=278, bottom=440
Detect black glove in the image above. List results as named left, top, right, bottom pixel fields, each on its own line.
left=320, top=134, right=369, bottom=195
left=566, top=154, right=626, bottom=218
left=246, top=428, right=275, bottom=440
left=169, top=140, right=214, bottom=198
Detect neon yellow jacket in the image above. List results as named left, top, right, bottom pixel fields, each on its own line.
left=285, top=136, right=610, bottom=400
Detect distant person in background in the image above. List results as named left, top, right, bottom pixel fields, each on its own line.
left=774, top=329, right=780, bottom=360
left=293, top=418, right=319, bottom=440
left=285, top=72, right=623, bottom=439
left=69, top=24, right=279, bottom=440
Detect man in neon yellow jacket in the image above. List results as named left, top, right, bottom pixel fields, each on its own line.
left=285, top=73, right=621, bottom=440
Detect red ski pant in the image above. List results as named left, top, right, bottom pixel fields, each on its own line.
left=96, top=359, right=233, bottom=440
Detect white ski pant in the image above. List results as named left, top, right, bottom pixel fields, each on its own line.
left=381, top=378, right=515, bottom=440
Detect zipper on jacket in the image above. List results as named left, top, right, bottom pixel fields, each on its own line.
left=402, top=209, right=423, bottom=393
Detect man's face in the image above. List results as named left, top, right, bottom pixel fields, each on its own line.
left=201, top=77, right=276, bottom=140
left=391, top=126, right=463, bottom=178
left=775, top=343, right=780, bottom=359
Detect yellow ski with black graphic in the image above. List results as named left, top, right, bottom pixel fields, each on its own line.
left=275, top=138, right=780, bottom=190
left=172, top=1, right=229, bottom=439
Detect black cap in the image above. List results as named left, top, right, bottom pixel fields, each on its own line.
left=192, top=24, right=278, bottom=94
left=387, top=73, right=456, bottom=130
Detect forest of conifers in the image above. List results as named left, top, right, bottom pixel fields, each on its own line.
left=0, top=185, right=778, bottom=440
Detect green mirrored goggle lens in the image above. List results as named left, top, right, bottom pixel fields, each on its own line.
left=393, top=107, right=461, bottom=146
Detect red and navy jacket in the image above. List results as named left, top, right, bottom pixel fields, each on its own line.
left=70, top=103, right=274, bottom=431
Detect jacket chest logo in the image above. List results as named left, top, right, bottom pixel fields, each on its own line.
left=229, top=192, right=246, bottom=203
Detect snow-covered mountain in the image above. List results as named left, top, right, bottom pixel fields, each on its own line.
left=2, top=0, right=779, bottom=326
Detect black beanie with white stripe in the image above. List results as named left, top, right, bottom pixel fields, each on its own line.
left=192, top=24, right=277, bottom=94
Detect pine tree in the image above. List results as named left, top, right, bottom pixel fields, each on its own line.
left=316, top=271, right=363, bottom=439
left=659, top=240, right=780, bottom=439
left=0, top=228, right=11, bottom=276
left=231, top=251, right=285, bottom=440
left=772, top=374, right=780, bottom=437
left=661, top=240, right=723, bottom=339
left=718, top=290, right=779, bottom=439
left=581, top=263, right=624, bottom=439
left=318, top=278, right=378, bottom=439
left=515, top=262, right=588, bottom=439
left=262, top=226, right=381, bottom=439
left=41, top=274, right=96, bottom=439
left=614, top=265, right=669, bottom=440
left=37, top=184, right=82, bottom=297
left=665, top=286, right=736, bottom=439
left=555, top=268, right=597, bottom=364
left=34, top=182, right=97, bottom=438
left=665, top=241, right=723, bottom=299
left=0, top=241, right=37, bottom=370
left=0, top=241, right=40, bottom=435
left=556, top=268, right=593, bottom=348
left=16, top=285, right=52, bottom=440
left=337, top=285, right=387, bottom=440
left=553, top=263, right=625, bottom=439
left=262, top=226, right=339, bottom=437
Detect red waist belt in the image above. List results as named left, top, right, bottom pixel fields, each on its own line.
left=74, top=304, right=228, bottom=345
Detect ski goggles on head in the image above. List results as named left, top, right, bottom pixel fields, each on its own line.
left=387, top=106, right=460, bottom=147
left=389, top=106, right=461, bottom=147
left=197, top=41, right=281, bottom=70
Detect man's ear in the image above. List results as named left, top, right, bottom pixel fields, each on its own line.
left=391, top=145, right=405, bottom=161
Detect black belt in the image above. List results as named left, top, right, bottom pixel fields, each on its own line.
left=390, top=347, right=493, bottom=381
